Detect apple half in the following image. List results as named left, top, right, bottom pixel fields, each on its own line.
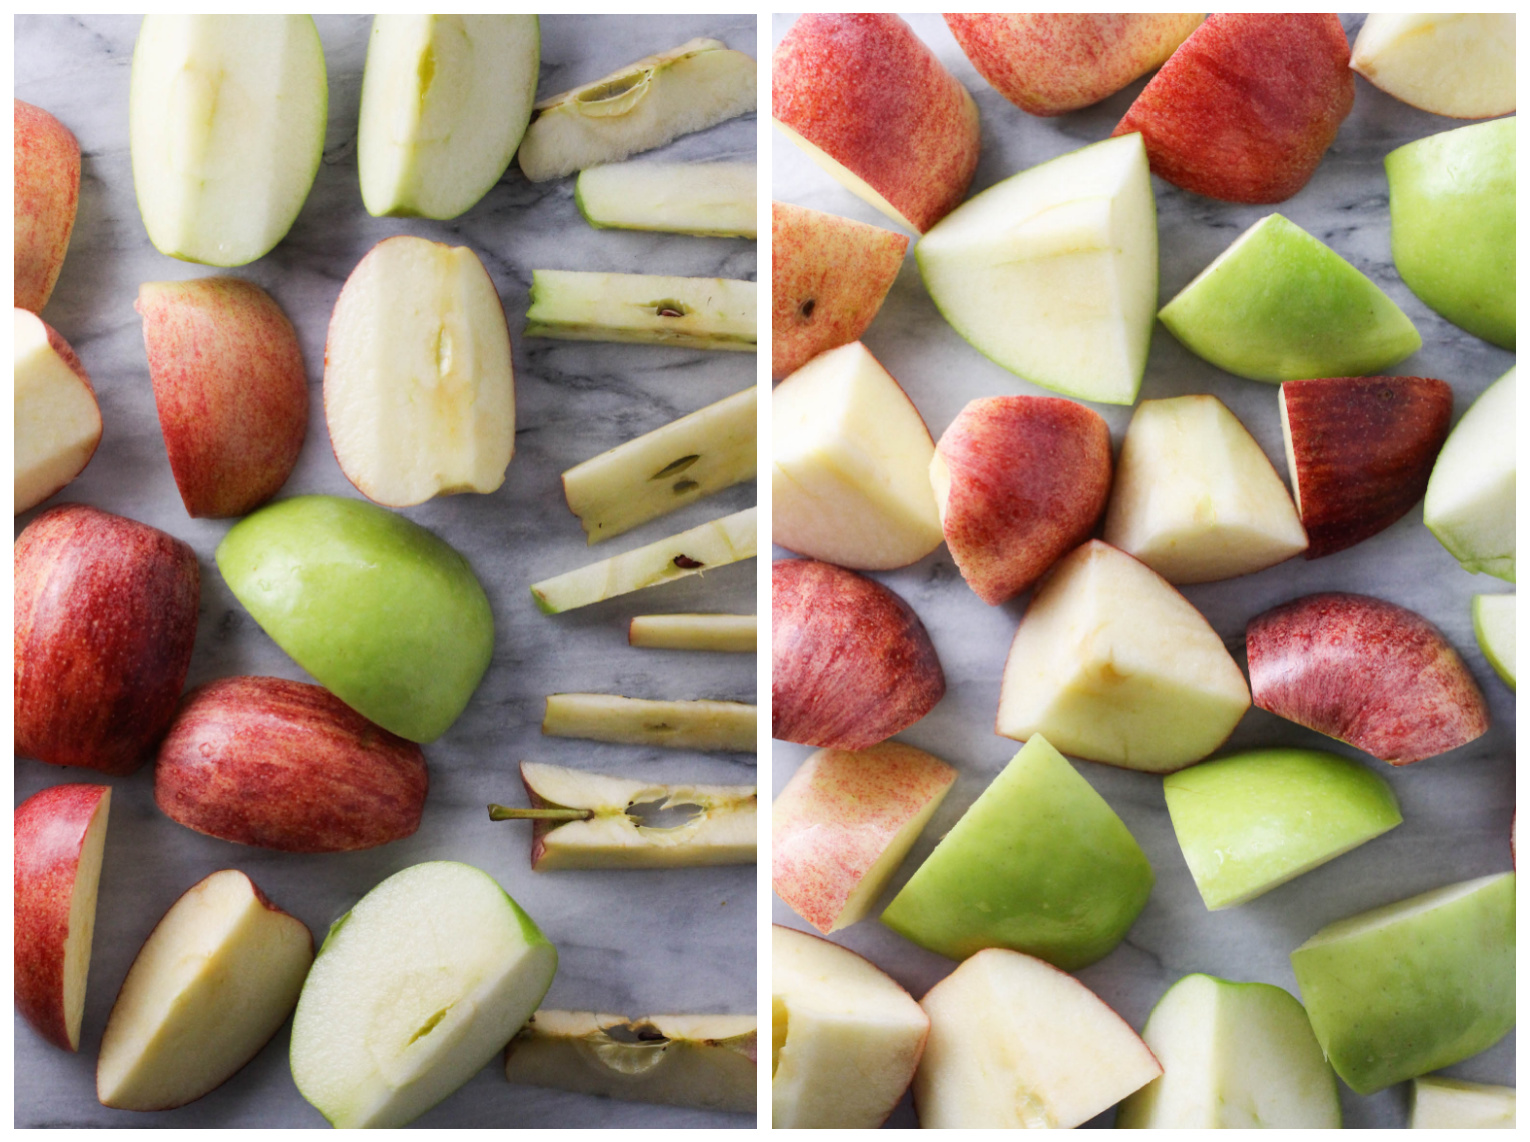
left=1473, top=594, right=1515, bottom=690
left=524, top=270, right=756, bottom=351
left=628, top=613, right=755, bottom=653
left=577, top=161, right=756, bottom=238
left=1424, top=367, right=1516, bottom=580
left=14, top=308, right=101, bottom=514
left=541, top=693, right=756, bottom=753
left=1352, top=15, right=1515, bottom=121
left=1411, top=1075, right=1516, bottom=1129
left=14, top=98, right=80, bottom=314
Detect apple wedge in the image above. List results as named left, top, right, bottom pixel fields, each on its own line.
left=517, top=37, right=755, bottom=183
left=524, top=270, right=755, bottom=351
left=577, top=161, right=756, bottom=238
left=1411, top=1076, right=1516, bottom=1129
left=1473, top=595, right=1515, bottom=690
left=97, top=869, right=312, bottom=1111
left=14, top=308, right=101, bottom=514
left=1351, top=14, right=1515, bottom=120
left=1424, top=367, right=1516, bottom=580
left=14, top=99, right=80, bottom=313
left=541, top=693, right=756, bottom=753
left=628, top=613, right=755, bottom=652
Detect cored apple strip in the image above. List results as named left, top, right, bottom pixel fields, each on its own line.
left=576, top=161, right=756, bottom=238
left=524, top=271, right=756, bottom=351
left=543, top=693, right=755, bottom=753
left=629, top=614, right=756, bottom=653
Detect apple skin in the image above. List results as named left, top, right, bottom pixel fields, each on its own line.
left=1247, top=592, right=1489, bottom=765
left=772, top=559, right=945, bottom=751
left=14, top=99, right=80, bottom=314
left=15, top=504, right=201, bottom=776
left=14, top=310, right=103, bottom=514
left=1113, top=14, right=1353, bottom=204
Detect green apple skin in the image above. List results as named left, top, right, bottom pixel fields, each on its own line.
left=881, top=734, right=1153, bottom=970
left=1472, top=594, right=1515, bottom=689
left=216, top=495, right=493, bottom=743
left=1290, top=872, right=1515, bottom=1096
left=1387, top=118, right=1514, bottom=350
left=1163, top=748, right=1402, bottom=911
left=1158, top=213, right=1421, bottom=382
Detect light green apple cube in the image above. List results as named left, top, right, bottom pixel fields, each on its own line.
left=1424, top=367, right=1516, bottom=580
left=1473, top=594, right=1515, bottom=689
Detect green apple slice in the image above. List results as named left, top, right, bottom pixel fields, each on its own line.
left=916, top=132, right=1157, bottom=405
left=1424, top=367, right=1516, bottom=580
left=1473, top=594, right=1515, bottom=689
left=129, top=15, right=326, bottom=266
left=516, top=38, right=756, bottom=183
left=628, top=613, right=756, bottom=652
left=576, top=161, right=756, bottom=237
left=542, top=693, right=756, bottom=753
left=357, top=15, right=540, bottom=220
left=525, top=270, right=756, bottom=350
left=562, top=386, right=756, bottom=543
left=1158, top=213, right=1422, bottom=382
left=1410, top=1076, right=1516, bottom=1129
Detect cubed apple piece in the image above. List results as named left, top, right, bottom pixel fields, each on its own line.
left=629, top=613, right=756, bottom=653
left=129, top=16, right=326, bottom=267
left=14, top=99, right=80, bottom=314
left=1411, top=1076, right=1516, bottom=1129
left=1351, top=15, right=1514, bottom=120
left=1424, top=367, right=1516, bottom=580
left=563, top=386, right=755, bottom=542
left=357, top=15, right=540, bottom=220
left=577, top=161, right=756, bottom=238
left=1473, top=595, right=1515, bottom=690
left=325, top=235, right=515, bottom=508
left=525, top=270, right=755, bottom=351
left=14, top=309, right=101, bottom=514
left=96, top=869, right=312, bottom=1111
left=530, top=506, right=757, bottom=615
left=494, top=762, right=755, bottom=870
left=517, top=38, right=755, bottom=182
left=505, top=1010, right=756, bottom=1113
left=542, top=693, right=756, bottom=753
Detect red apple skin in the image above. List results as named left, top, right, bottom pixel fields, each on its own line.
left=936, top=396, right=1112, bottom=606
left=1282, top=376, right=1452, bottom=559
left=773, top=202, right=908, bottom=379
left=14, top=783, right=110, bottom=1051
left=1112, top=14, right=1354, bottom=204
left=772, top=559, right=946, bottom=751
left=17, top=316, right=102, bottom=513
left=154, top=677, right=428, bottom=853
left=773, top=14, right=980, bottom=233
left=1247, top=592, right=1489, bottom=765
left=14, top=99, right=80, bottom=314
left=14, top=504, right=201, bottom=776
left=138, top=278, right=309, bottom=519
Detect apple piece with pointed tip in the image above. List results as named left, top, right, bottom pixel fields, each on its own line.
left=541, top=693, right=756, bottom=753
left=1424, top=367, right=1516, bottom=579
left=524, top=270, right=756, bottom=350
left=577, top=161, right=756, bottom=238
left=1411, top=1076, right=1516, bottom=1129
left=628, top=613, right=756, bottom=653
left=14, top=99, right=80, bottom=313
left=1351, top=14, right=1514, bottom=120
left=1473, top=595, right=1515, bottom=690
left=14, top=309, right=101, bottom=514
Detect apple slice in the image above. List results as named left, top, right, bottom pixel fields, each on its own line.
left=357, top=15, right=540, bottom=219
left=1351, top=14, right=1515, bottom=120
left=541, top=693, right=756, bottom=753
left=493, top=762, right=755, bottom=870
left=1424, top=367, right=1516, bottom=579
left=997, top=541, right=1250, bottom=773
left=325, top=235, right=514, bottom=508
left=628, top=613, right=755, bottom=652
left=917, top=133, right=1157, bottom=405
left=1473, top=595, right=1515, bottom=689
left=773, top=742, right=957, bottom=934
left=14, top=784, right=110, bottom=1052
left=14, top=308, right=101, bottom=514
left=517, top=37, right=755, bottom=183
left=524, top=270, right=756, bottom=350
left=1411, top=1076, right=1516, bottom=1129
left=129, top=15, right=326, bottom=266
left=561, top=385, right=755, bottom=543
left=772, top=925, right=929, bottom=1128
left=1247, top=592, right=1489, bottom=765
left=577, top=161, right=756, bottom=238
left=96, top=869, right=312, bottom=1110
left=1116, top=974, right=1340, bottom=1128
left=14, top=99, right=80, bottom=313
left=915, top=948, right=1161, bottom=1128
left=505, top=1010, right=756, bottom=1113
left=290, top=861, right=557, bottom=1128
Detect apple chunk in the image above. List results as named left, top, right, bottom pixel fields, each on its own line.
left=1424, top=367, right=1516, bottom=580
left=14, top=99, right=80, bottom=314
left=577, top=161, right=756, bottom=238
left=628, top=613, right=755, bottom=653
left=524, top=270, right=756, bottom=351
left=1411, top=1076, right=1516, bottom=1129
left=541, top=693, right=756, bottom=753
left=1351, top=14, right=1515, bottom=120
left=1473, top=595, right=1515, bottom=690
left=14, top=308, right=102, bottom=514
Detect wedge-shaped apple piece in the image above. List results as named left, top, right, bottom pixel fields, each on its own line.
left=357, top=15, right=540, bottom=219
left=14, top=309, right=101, bottom=514
left=917, top=133, right=1157, bottom=405
left=1116, top=974, right=1340, bottom=1128
left=1248, top=592, right=1489, bottom=765
left=1351, top=14, right=1514, bottom=120
left=15, top=99, right=80, bottom=313
left=97, top=869, right=312, bottom=1111
left=525, top=270, right=755, bottom=351
left=494, top=762, right=755, bottom=870
left=577, top=161, right=756, bottom=238
left=518, top=38, right=755, bottom=182
left=563, top=386, right=755, bottom=543
left=1105, top=394, right=1307, bottom=582
left=505, top=1010, right=755, bottom=1113
left=1411, top=1076, right=1516, bottom=1129
left=129, top=16, right=326, bottom=266
left=916, top=948, right=1161, bottom=1128
left=997, top=541, right=1250, bottom=772
left=1424, top=367, right=1516, bottom=580
left=1474, top=595, right=1515, bottom=690
left=290, top=861, right=556, bottom=1128
left=542, top=693, right=756, bottom=753
left=629, top=613, right=755, bottom=652
left=772, top=925, right=928, bottom=1128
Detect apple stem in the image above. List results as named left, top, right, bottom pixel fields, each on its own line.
left=488, top=804, right=593, bottom=822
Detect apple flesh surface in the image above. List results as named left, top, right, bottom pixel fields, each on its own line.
left=524, top=269, right=756, bottom=351
left=628, top=613, right=756, bottom=653
left=14, top=98, right=80, bottom=313
left=1473, top=595, right=1515, bottom=690
left=914, top=947, right=1161, bottom=1128
left=1424, top=366, right=1516, bottom=580
left=917, top=133, right=1156, bottom=405
left=1290, top=872, right=1515, bottom=1096
left=216, top=494, right=493, bottom=744
left=541, top=693, right=756, bottom=753
left=1411, top=1076, right=1516, bottom=1129
left=14, top=783, right=110, bottom=1052
left=289, top=861, right=557, bottom=1128
left=578, top=161, right=757, bottom=238
left=1351, top=14, right=1515, bottom=121
left=14, top=308, right=102, bottom=514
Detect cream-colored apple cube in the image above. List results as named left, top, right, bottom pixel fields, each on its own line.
left=1351, top=15, right=1514, bottom=120
left=14, top=309, right=102, bottom=514
left=1410, top=1075, right=1516, bottom=1128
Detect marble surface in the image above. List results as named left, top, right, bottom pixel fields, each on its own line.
left=16, top=14, right=757, bottom=1128
left=772, top=13, right=1515, bottom=1130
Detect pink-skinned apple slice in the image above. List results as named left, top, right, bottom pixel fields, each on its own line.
left=1351, top=14, right=1515, bottom=120
left=1247, top=592, right=1489, bottom=765
left=14, top=99, right=80, bottom=314
left=14, top=308, right=102, bottom=514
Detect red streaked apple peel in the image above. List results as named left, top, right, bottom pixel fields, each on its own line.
left=14, top=98, right=80, bottom=314
left=13, top=309, right=102, bottom=514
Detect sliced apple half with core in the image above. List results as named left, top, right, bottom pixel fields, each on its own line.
left=629, top=613, right=755, bottom=652
left=541, top=693, right=756, bottom=753
left=14, top=308, right=101, bottom=514
left=577, top=161, right=756, bottom=238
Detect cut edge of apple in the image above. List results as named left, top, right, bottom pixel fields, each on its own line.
left=62, top=787, right=112, bottom=1052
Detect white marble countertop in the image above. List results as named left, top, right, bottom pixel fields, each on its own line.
left=771, top=13, right=1514, bottom=1130
left=15, top=14, right=757, bottom=1129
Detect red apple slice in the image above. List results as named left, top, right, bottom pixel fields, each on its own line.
left=14, top=98, right=80, bottom=314
left=14, top=308, right=102, bottom=514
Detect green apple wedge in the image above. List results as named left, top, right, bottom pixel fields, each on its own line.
left=1410, top=1076, right=1516, bottom=1129
left=628, top=613, right=756, bottom=652
left=1158, top=213, right=1421, bottom=382
left=1473, top=595, right=1515, bottom=689
left=1163, top=748, right=1402, bottom=911
left=576, top=161, right=756, bottom=238
left=881, top=734, right=1153, bottom=969
left=916, top=132, right=1157, bottom=405
left=542, top=693, right=756, bottom=753
left=525, top=270, right=756, bottom=351
left=1423, top=367, right=1516, bottom=580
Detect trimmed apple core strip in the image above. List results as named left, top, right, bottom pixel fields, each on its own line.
left=576, top=161, right=757, bottom=238
left=629, top=613, right=756, bottom=652
left=524, top=270, right=756, bottom=351
left=543, top=693, right=756, bottom=753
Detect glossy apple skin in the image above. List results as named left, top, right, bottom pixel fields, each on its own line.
left=14, top=99, right=80, bottom=314
left=155, top=676, right=427, bottom=852
left=772, top=559, right=945, bottom=751
left=15, top=505, right=201, bottom=775
left=139, top=278, right=309, bottom=519
left=1247, top=592, right=1489, bottom=765
left=1114, top=14, right=1353, bottom=203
